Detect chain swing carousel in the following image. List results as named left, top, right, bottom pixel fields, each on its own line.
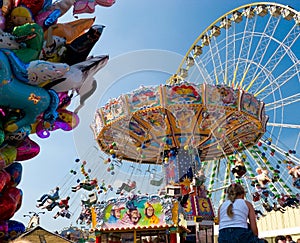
left=90, top=2, right=300, bottom=243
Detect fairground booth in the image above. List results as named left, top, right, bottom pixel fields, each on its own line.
left=90, top=186, right=215, bottom=243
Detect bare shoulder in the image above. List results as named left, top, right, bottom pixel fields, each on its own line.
left=245, top=200, right=254, bottom=209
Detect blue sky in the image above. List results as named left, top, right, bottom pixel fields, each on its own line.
left=12, top=0, right=299, bottom=232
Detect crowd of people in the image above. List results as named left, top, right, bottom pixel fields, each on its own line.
left=275, top=235, right=300, bottom=243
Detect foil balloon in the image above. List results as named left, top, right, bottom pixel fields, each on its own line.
left=43, top=89, right=59, bottom=126
left=40, top=36, right=67, bottom=62
left=10, top=6, right=34, bottom=27
left=73, top=0, right=115, bottom=15
left=0, top=219, right=25, bottom=241
left=0, top=32, right=22, bottom=50
left=44, top=9, right=61, bottom=28
left=1, top=0, right=13, bottom=16
left=15, top=138, right=40, bottom=161
left=44, top=18, right=95, bottom=44
left=6, top=220, right=25, bottom=240
left=5, top=125, right=32, bottom=144
left=0, top=146, right=17, bottom=170
left=73, top=0, right=96, bottom=15
left=42, top=0, right=53, bottom=11
left=0, top=187, right=22, bottom=220
left=35, top=8, right=57, bottom=29
left=0, top=132, right=4, bottom=146
left=57, top=109, right=80, bottom=130
left=65, top=25, right=105, bottom=65
left=0, top=170, right=11, bottom=191
left=35, top=109, right=79, bottom=138
left=0, top=11, right=5, bottom=30
left=51, top=55, right=109, bottom=93
left=0, top=50, right=52, bottom=133
left=14, top=0, right=44, bottom=15
left=12, top=23, right=44, bottom=63
left=27, top=60, right=70, bottom=86
left=4, top=162, right=22, bottom=187
left=2, top=49, right=28, bottom=83
left=52, top=0, right=75, bottom=17
left=57, top=92, right=72, bottom=109
left=96, top=0, right=115, bottom=7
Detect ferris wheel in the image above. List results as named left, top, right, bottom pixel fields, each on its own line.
left=174, top=2, right=300, bottom=211
left=84, top=2, right=300, bottom=222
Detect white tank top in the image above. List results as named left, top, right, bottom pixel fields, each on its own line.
left=219, top=199, right=249, bottom=230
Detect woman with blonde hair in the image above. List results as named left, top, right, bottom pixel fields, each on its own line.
left=218, top=183, right=265, bottom=243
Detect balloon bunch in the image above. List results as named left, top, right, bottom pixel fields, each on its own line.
left=0, top=162, right=25, bottom=240
left=0, top=0, right=113, bottom=239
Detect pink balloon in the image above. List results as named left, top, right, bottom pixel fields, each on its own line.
left=0, top=187, right=22, bottom=220
left=35, top=9, right=54, bottom=29
left=0, top=171, right=11, bottom=192
left=73, top=0, right=96, bottom=15
left=95, top=0, right=115, bottom=7
left=16, top=137, right=40, bottom=161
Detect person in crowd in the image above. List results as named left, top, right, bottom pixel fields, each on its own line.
left=37, top=187, right=59, bottom=207
left=286, top=235, right=296, bottom=243
left=254, top=209, right=266, bottom=220
left=262, top=202, right=273, bottom=213
left=275, top=235, right=287, bottom=243
left=231, top=159, right=247, bottom=178
left=53, top=205, right=71, bottom=219
left=278, top=193, right=299, bottom=208
left=296, top=238, right=300, bottom=243
left=218, top=183, right=265, bottom=243
left=58, top=196, right=70, bottom=209
left=72, top=178, right=98, bottom=192
left=255, top=168, right=272, bottom=188
left=116, top=180, right=136, bottom=194
left=273, top=202, right=286, bottom=213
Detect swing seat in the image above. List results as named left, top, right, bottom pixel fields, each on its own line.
left=123, top=184, right=134, bottom=192
left=150, top=177, right=163, bottom=186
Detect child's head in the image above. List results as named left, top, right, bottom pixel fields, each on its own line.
left=11, top=6, right=33, bottom=26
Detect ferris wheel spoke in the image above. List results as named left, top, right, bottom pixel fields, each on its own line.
left=265, top=93, right=300, bottom=111
left=243, top=20, right=281, bottom=92
left=256, top=62, right=300, bottom=99
left=192, top=58, right=214, bottom=84
left=224, top=20, right=235, bottom=85
left=209, top=36, right=225, bottom=84
left=235, top=13, right=257, bottom=88
left=267, top=122, right=300, bottom=129
left=228, top=25, right=236, bottom=87
left=247, top=24, right=300, bottom=94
